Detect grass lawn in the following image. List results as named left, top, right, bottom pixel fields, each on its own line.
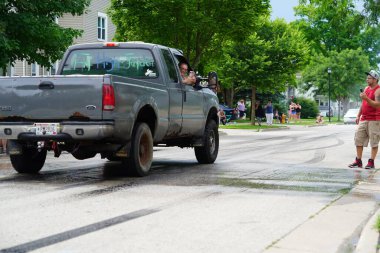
left=219, top=117, right=344, bottom=130
left=376, top=215, right=380, bottom=232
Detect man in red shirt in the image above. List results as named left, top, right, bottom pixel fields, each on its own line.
left=349, top=70, right=380, bottom=169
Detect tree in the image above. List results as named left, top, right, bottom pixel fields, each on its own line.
left=109, top=0, right=269, bottom=68
left=220, top=18, right=310, bottom=124
left=358, top=25, right=380, bottom=66
left=363, top=0, right=380, bottom=24
left=0, top=0, right=90, bottom=71
left=294, top=0, right=380, bottom=66
left=300, top=48, right=370, bottom=119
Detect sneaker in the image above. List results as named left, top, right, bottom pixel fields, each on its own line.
left=349, top=157, right=362, bottom=168
left=365, top=159, right=375, bottom=169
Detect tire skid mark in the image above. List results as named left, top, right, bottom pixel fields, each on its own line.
left=0, top=186, right=237, bottom=252
left=274, top=138, right=345, bottom=154
left=304, top=150, right=326, bottom=164
left=73, top=182, right=137, bottom=198
left=0, top=209, right=160, bottom=253
left=220, top=135, right=297, bottom=149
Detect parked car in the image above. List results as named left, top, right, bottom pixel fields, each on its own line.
left=219, top=104, right=236, bottom=122
left=344, top=108, right=360, bottom=124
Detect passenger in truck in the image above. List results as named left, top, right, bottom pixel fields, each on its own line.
left=179, top=62, right=196, bottom=86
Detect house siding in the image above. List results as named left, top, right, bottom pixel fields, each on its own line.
left=4, top=0, right=116, bottom=76
left=13, top=61, right=24, bottom=76
left=82, top=0, right=116, bottom=42
left=59, top=14, right=85, bottom=44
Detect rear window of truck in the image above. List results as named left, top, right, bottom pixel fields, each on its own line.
left=62, top=48, right=158, bottom=78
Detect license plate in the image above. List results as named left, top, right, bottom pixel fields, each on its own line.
left=34, top=123, right=60, bottom=135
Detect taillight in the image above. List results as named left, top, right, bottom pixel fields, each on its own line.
left=102, top=84, right=115, bottom=111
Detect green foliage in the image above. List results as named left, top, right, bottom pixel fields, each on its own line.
left=273, top=100, right=288, bottom=116
left=109, top=0, right=269, bottom=68
left=375, top=215, right=380, bottom=232
left=358, top=26, right=380, bottom=65
left=294, top=0, right=380, bottom=66
left=293, top=97, right=319, bottom=118
left=295, top=0, right=363, bottom=54
left=300, top=48, right=370, bottom=102
left=221, top=17, right=310, bottom=92
left=218, top=17, right=310, bottom=124
left=363, top=0, right=380, bottom=24
left=0, top=0, right=90, bottom=69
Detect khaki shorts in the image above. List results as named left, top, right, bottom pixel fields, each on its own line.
left=355, top=121, right=380, bottom=147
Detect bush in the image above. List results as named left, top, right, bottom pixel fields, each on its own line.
left=273, top=101, right=289, bottom=116
left=293, top=97, right=319, bottom=118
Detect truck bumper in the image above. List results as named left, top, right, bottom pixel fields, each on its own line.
left=0, top=121, right=114, bottom=141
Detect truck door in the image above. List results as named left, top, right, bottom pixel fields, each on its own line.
left=173, top=55, right=205, bottom=136
left=160, top=48, right=183, bottom=136
left=180, top=84, right=205, bottom=136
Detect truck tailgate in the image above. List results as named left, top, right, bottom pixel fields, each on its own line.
left=0, top=75, right=105, bottom=120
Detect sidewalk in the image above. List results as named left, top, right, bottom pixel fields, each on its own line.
left=264, top=171, right=380, bottom=253
left=353, top=174, right=380, bottom=253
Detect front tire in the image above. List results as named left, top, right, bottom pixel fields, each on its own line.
left=10, top=145, right=47, bottom=174
left=195, top=120, right=219, bottom=164
left=124, top=122, right=153, bottom=176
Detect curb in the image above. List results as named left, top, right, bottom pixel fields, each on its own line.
left=258, top=126, right=290, bottom=132
left=355, top=208, right=380, bottom=253
left=218, top=126, right=290, bottom=134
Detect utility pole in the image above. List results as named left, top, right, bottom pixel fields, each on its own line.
left=328, top=67, right=332, bottom=123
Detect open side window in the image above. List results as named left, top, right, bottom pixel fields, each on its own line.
left=160, top=48, right=179, bottom=83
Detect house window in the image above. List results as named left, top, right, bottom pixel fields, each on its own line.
left=97, top=13, right=107, bottom=41
left=31, top=63, right=39, bottom=76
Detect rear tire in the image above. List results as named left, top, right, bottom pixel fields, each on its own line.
left=123, top=122, right=153, bottom=176
left=195, top=120, right=219, bottom=164
left=10, top=145, right=47, bottom=174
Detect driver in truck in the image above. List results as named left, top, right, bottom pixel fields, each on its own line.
left=179, top=62, right=196, bottom=86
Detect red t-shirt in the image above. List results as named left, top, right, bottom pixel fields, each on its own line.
left=361, top=85, right=380, bottom=121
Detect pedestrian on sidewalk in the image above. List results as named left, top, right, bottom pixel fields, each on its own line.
left=237, top=99, right=246, bottom=119
left=265, top=100, right=274, bottom=125
left=349, top=70, right=380, bottom=169
left=289, top=102, right=296, bottom=123
left=255, top=100, right=265, bottom=126
left=296, top=103, right=302, bottom=123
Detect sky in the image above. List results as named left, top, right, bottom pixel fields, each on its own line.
left=270, top=0, right=298, bottom=22
left=270, top=0, right=364, bottom=22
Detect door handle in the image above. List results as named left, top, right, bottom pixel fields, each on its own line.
left=39, top=81, right=54, bottom=89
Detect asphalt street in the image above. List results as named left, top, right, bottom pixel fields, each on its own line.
left=0, top=124, right=378, bottom=253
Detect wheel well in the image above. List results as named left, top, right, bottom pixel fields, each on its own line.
left=207, top=106, right=218, bottom=125
left=136, top=105, right=157, bottom=136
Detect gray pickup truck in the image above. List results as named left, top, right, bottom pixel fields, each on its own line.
left=0, top=42, right=219, bottom=176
